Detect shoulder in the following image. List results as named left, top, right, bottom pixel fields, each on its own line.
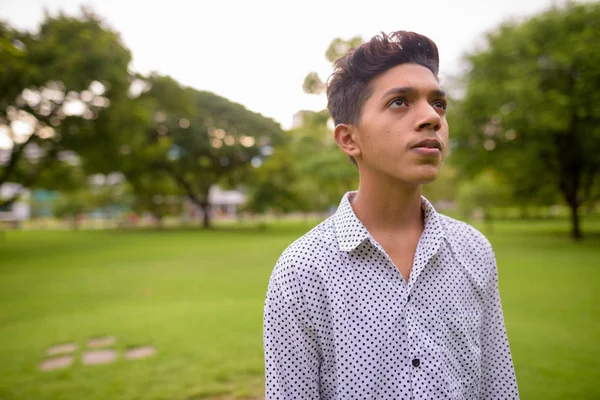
left=269, top=216, right=338, bottom=288
left=438, top=214, right=492, bottom=250
left=438, top=214, right=497, bottom=283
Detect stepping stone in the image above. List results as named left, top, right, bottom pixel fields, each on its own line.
left=40, top=355, right=73, bottom=371
left=125, top=346, right=156, bottom=360
left=47, top=343, right=77, bottom=355
left=87, top=335, right=116, bottom=348
left=82, top=350, right=117, bottom=365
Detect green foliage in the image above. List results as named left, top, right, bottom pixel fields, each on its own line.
left=89, top=177, right=134, bottom=215
left=302, top=71, right=326, bottom=95
left=289, top=110, right=357, bottom=208
left=283, top=36, right=368, bottom=211
left=0, top=10, right=285, bottom=226
left=51, top=189, right=90, bottom=229
left=52, top=190, right=88, bottom=218
left=456, top=170, right=511, bottom=220
left=325, top=36, right=363, bottom=63
left=302, top=36, right=364, bottom=95
left=51, top=176, right=134, bottom=228
left=120, top=73, right=285, bottom=227
left=422, top=162, right=460, bottom=204
left=244, top=147, right=309, bottom=214
left=246, top=110, right=358, bottom=214
left=0, top=9, right=132, bottom=206
left=451, top=2, right=600, bottom=238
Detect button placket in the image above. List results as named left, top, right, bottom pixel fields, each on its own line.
left=406, top=299, right=420, bottom=375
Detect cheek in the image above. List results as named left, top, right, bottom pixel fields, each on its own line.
left=439, top=123, right=450, bottom=146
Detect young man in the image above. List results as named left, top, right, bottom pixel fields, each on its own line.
left=263, top=31, right=519, bottom=399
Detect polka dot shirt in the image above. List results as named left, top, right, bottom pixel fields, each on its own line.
left=264, top=192, right=519, bottom=399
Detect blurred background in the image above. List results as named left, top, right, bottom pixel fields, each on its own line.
left=0, top=0, right=598, bottom=399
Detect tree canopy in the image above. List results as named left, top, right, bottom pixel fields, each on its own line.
left=0, top=9, right=284, bottom=228
left=0, top=10, right=132, bottom=206
left=120, top=74, right=285, bottom=227
left=451, top=2, right=600, bottom=239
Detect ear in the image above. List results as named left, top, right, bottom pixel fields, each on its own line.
left=334, top=123, right=361, bottom=159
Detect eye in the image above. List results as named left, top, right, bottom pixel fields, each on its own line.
left=433, top=100, right=448, bottom=110
left=389, top=98, right=407, bottom=108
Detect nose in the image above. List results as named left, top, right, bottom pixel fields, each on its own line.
left=414, top=101, right=442, bottom=132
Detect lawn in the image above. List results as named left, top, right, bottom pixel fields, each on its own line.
left=0, top=217, right=598, bottom=400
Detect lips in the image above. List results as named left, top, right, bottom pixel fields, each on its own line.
left=412, top=138, right=442, bottom=150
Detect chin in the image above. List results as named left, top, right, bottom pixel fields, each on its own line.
left=415, top=176, right=438, bottom=185
left=408, top=169, right=440, bottom=185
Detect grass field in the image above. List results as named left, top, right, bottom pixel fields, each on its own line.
left=0, top=217, right=599, bottom=400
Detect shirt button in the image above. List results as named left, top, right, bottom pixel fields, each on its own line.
left=407, top=295, right=411, bottom=303
left=412, top=358, right=421, bottom=367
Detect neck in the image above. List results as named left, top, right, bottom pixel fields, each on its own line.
left=351, top=172, right=424, bottom=234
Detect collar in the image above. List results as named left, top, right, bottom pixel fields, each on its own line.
left=333, top=191, right=447, bottom=252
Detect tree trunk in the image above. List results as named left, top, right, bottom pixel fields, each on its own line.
left=555, top=81, right=584, bottom=240
left=199, top=184, right=212, bottom=229
left=200, top=202, right=211, bottom=229
left=558, top=166, right=583, bottom=240
left=164, top=166, right=213, bottom=229
left=568, top=200, right=582, bottom=240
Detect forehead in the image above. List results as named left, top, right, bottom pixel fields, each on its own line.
left=367, top=63, right=441, bottom=97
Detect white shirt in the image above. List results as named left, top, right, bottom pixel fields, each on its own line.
left=264, top=192, right=519, bottom=399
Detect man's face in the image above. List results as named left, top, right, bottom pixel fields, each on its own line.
left=341, top=63, right=449, bottom=186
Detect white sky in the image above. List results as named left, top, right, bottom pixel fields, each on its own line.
left=1, top=0, right=565, bottom=129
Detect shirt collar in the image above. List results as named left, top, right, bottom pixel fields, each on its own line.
left=333, top=191, right=447, bottom=252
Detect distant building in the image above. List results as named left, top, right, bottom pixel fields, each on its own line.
left=0, top=145, right=55, bottom=223
left=292, top=109, right=335, bottom=132
left=185, top=185, right=247, bottom=219
left=209, top=186, right=246, bottom=215
left=292, top=110, right=312, bottom=129
left=0, top=183, right=31, bottom=223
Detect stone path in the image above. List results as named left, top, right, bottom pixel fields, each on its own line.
left=125, top=346, right=157, bottom=360
left=40, top=335, right=156, bottom=371
left=40, top=355, right=73, bottom=371
left=82, top=349, right=117, bottom=365
left=87, top=335, right=116, bottom=348
left=47, top=343, right=77, bottom=355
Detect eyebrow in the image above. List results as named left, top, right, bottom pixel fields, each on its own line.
left=381, top=86, right=446, bottom=99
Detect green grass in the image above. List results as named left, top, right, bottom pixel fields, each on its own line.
left=0, top=217, right=598, bottom=400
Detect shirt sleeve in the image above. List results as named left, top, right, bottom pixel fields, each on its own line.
left=481, top=251, right=520, bottom=399
left=263, top=264, right=321, bottom=399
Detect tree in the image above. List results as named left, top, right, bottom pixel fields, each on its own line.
left=87, top=173, right=134, bottom=220
left=273, top=36, right=366, bottom=213
left=129, top=74, right=285, bottom=228
left=0, top=9, right=133, bottom=207
left=244, top=146, right=310, bottom=216
left=245, top=110, right=359, bottom=216
left=422, top=163, right=460, bottom=205
left=451, top=2, right=600, bottom=239
left=302, top=36, right=364, bottom=95
left=289, top=110, right=358, bottom=210
left=126, top=173, right=180, bottom=224
left=456, top=170, right=511, bottom=233
left=52, top=189, right=90, bottom=230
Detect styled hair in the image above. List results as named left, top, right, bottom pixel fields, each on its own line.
left=326, top=31, right=440, bottom=127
